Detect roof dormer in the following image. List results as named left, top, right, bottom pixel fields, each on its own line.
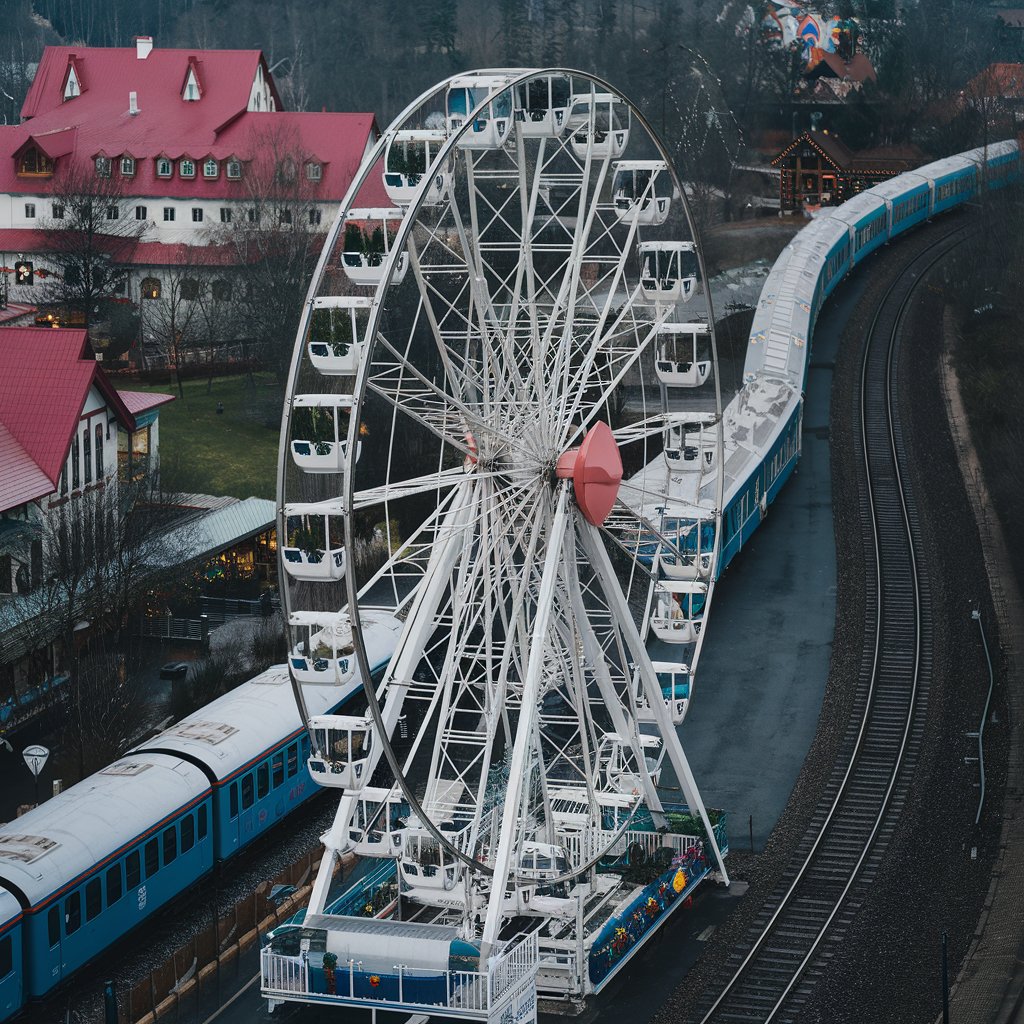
left=182, top=57, right=203, bottom=102
left=62, top=55, right=83, bottom=102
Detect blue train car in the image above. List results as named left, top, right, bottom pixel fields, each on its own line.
left=0, top=754, right=212, bottom=1000
left=925, top=155, right=978, bottom=216
left=0, top=889, right=22, bottom=1022
left=873, top=172, right=931, bottom=239
left=134, top=613, right=402, bottom=861
left=831, top=192, right=890, bottom=265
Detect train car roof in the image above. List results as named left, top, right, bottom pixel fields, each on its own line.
left=828, top=190, right=887, bottom=226
left=0, top=753, right=210, bottom=908
left=0, top=886, right=22, bottom=933
left=132, top=610, right=402, bottom=782
left=916, top=153, right=975, bottom=182
left=869, top=173, right=931, bottom=200
left=961, top=139, right=1018, bottom=162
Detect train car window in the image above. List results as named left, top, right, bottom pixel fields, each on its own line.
left=257, top=763, right=269, bottom=799
left=229, top=782, right=239, bottom=819
left=301, top=735, right=310, bottom=761
left=106, top=863, right=123, bottom=905
left=0, top=936, right=10, bottom=978
left=48, top=906, right=60, bottom=947
left=163, top=827, right=177, bottom=865
left=198, top=804, right=209, bottom=839
left=65, top=891, right=81, bottom=935
left=126, top=851, right=141, bottom=889
left=272, top=753, right=284, bottom=788
left=144, top=839, right=159, bottom=878
left=181, top=815, right=195, bottom=853
left=85, top=878, right=102, bottom=921
left=241, top=774, right=254, bottom=810
left=286, top=743, right=298, bottom=777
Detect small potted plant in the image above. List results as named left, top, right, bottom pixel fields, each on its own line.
left=322, top=951, right=338, bottom=994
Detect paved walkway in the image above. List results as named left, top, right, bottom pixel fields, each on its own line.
left=939, top=307, right=1024, bottom=1024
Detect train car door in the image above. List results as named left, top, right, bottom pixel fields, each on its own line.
left=29, top=904, right=63, bottom=996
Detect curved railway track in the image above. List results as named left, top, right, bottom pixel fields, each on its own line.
left=695, top=227, right=970, bottom=1023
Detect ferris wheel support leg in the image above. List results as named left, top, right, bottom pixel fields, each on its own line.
left=563, top=540, right=664, bottom=818
left=578, top=523, right=730, bottom=887
left=481, top=484, right=572, bottom=956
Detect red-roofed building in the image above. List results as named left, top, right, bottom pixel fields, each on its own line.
left=0, top=326, right=173, bottom=583
left=0, top=38, right=386, bottom=317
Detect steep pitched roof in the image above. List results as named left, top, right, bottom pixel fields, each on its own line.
left=771, top=130, right=855, bottom=170
left=0, top=328, right=151, bottom=510
left=4, top=44, right=381, bottom=203
left=964, top=63, right=1024, bottom=100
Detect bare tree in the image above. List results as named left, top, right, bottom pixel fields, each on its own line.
left=141, top=256, right=207, bottom=398
left=41, top=161, right=143, bottom=327
left=210, top=122, right=330, bottom=382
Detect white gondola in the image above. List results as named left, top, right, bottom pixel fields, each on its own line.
left=567, top=92, right=630, bottom=158
left=383, top=129, right=450, bottom=207
left=597, top=733, right=663, bottom=794
left=446, top=75, right=515, bottom=150
left=346, top=787, right=406, bottom=857
left=514, top=74, right=571, bottom=137
left=399, top=823, right=464, bottom=892
left=341, top=208, right=408, bottom=286
left=656, top=514, right=715, bottom=580
left=639, top=241, right=698, bottom=303
left=655, top=322, right=711, bottom=388
left=289, top=394, right=359, bottom=473
left=288, top=610, right=356, bottom=685
left=307, top=715, right=373, bottom=789
left=649, top=580, right=707, bottom=644
left=281, top=502, right=346, bottom=582
left=612, top=161, right=671, bottom=225
left=307, top=296, right=371, bottom=376
left=663, top=418, right=716, bottom=472
left=638, top=662, right=691, bottom=725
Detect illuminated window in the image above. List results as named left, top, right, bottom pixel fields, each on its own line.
left=141, top=277, right=161, bottom=300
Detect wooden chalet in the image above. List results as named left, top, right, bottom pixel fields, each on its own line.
left=771, top=130, right=918, bottom=213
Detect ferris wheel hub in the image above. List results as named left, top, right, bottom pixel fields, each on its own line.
left=554, top=421, right=623, bottom=526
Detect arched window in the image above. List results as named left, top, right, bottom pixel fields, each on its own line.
left=212, top=279, right=232, bottom=302
left=203, top=158, right=218, bottom=179
left=226, top=159, right=242, bottom=180
left=179, top=159, right=196, bottom=178
left=156, top=157, right=172, bottom=178
left=141, top=277, right=161, bottom=300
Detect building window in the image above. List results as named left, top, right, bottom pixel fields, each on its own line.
left=141, top=276, right=161, bottom=300
left=95, top=423, right=104, bottom=477
left=163, top=207, right=175, bottom=222
left=306, top=161, right=322, bottom=181
left=53, top=204, right=65, bottom=219
left=179, top=159, right=195, bottom=178
left=156, top=157, right=172, bottom=178
left=192, top=208, right=204, bottom=223
left=106, top=205, right=119, bottom=220
left=279, top=209, right=292, bottom=225
left=181, top=278, right=200, bottom=300
left=308, top=208, right=321, bottom=226
left=71, top=434, right=80, bottom=490
left=247, top=207, right=259, bottom=224
left=83, top=427, right=92, bottom=484
left=219, top=208, right=232, bottom=223
left=203, top=158, right=218, bottom=178
left=212, top=279, right=232, bottom=302
left=95, top=155, right=111, bottom=177
left=226, top=159, right=242, bottom=180
left=18, top=147, right=54, bottom=176
left=24, top=203, right=35, bottom=218
left=136, top=205, right=148, bottom=221
left=121, top=156, right=135, bottom=176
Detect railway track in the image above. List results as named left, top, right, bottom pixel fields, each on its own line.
left=695, top=228, right=970, bottom=1023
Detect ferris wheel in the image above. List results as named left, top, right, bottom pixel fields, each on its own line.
left=274, top=69, right=729, bottom=1004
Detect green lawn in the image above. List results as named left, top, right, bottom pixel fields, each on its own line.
left=136, top=373, right=284, bottom=499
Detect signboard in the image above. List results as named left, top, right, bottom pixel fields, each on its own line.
left=23, top=744, right=49, bottom=777
left=14, top=261, right=34, bottom=286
